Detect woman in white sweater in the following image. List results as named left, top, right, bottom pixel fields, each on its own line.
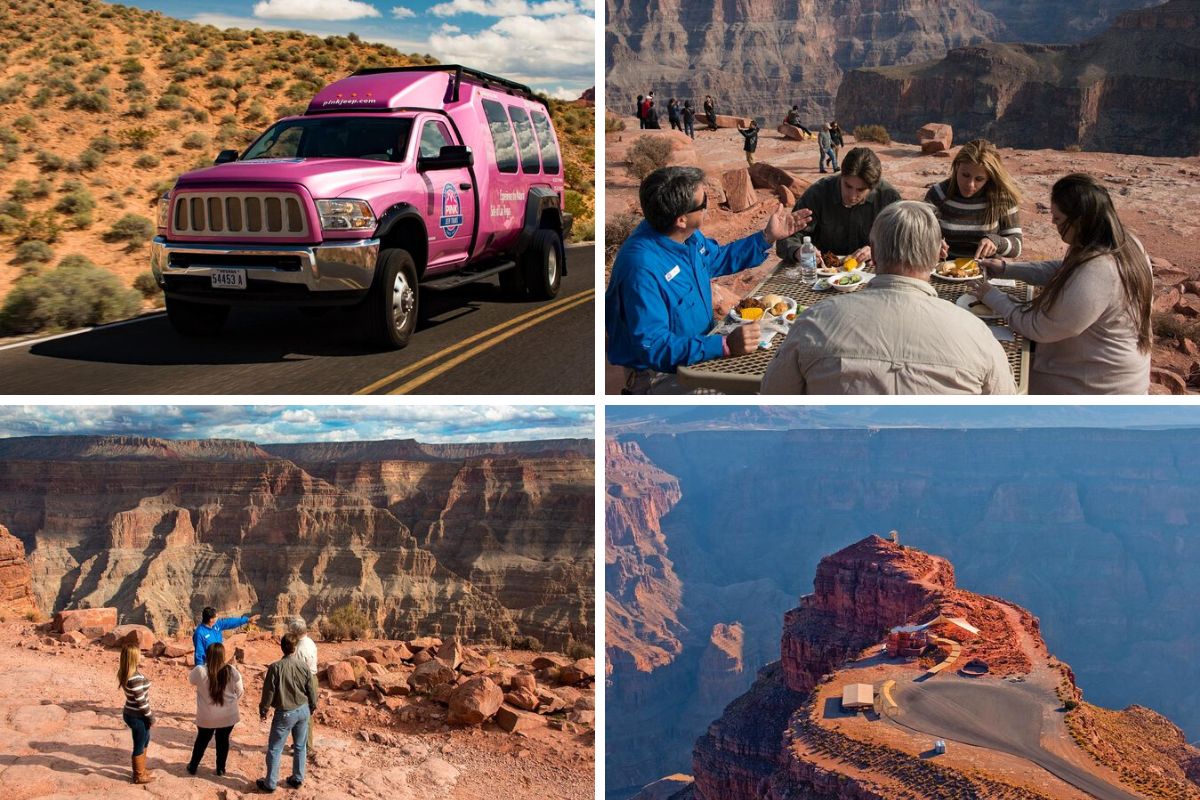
left=186, top=642, right=245, bottom=776
left=968, top=173, right=1152, bottom=394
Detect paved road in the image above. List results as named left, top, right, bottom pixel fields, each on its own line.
left=891, top=679, right=1141, bottom=800
left=0, top=245, right=594, bottom=395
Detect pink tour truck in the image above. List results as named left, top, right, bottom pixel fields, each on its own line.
left=150, top=65, right=572, bottom=348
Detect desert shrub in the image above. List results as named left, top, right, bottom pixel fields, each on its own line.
left=625, top=135, right=673, bottom=180
left=30, top=87, right=52, bottom=109
left=605, top=209, right=643, bottom=266
left=563, top=189, right=588, bottom=220
left=1063, top=699, right=1079, bottom=711
left=66, top=89, right=111, bottom=112
left=321, top=604, right=369, bottom=641
left=15, top=240, right=53, bottom=263
left=16, top=211, right=61, bottom=244
left=0, top=200, right=27, bottom=219
left=156, top=93, right=182, bottom=110
left=103, top=213, right=153, bottom=244
left=0, top=256, right=142, bottom=335
left=82, top=66, right=108, bottom=86
left=12, top=114, right=36, bottom=133
left=182, top=131, right=209, bottom=150
left=8, top=180, right=35, bottom=202
left=568, top=218, right=595, bottom=243
left=36, top=150, right=66, bottom=171
left=120, top=127, right=155, bottom=149
left=1065, top=144, right=1082, bottom=153
left=32, top=178, right=52, bottom=197
left=184, top=106, right=208, bottom=123
left=88, top=135, right=119, bottom=154
left=852, top=124, right=890, bottom=144
left=275, top=103, right=307, bottom=118
left=132, top=271, right=161, bottom=300
left=265, top=77, right=285, bottom=90
left=511, top=635, right=542, bottom=651
left=119, top=57, right=144, bottom=76
left=285, top=81, right=317, bottom=101
left=75, top=148, right=103, bottom=171
left=133, top=153, right=159, bottom=169
left=566, top=640, right=594, bottom=660
left=55, top=189, right=94, bottom=216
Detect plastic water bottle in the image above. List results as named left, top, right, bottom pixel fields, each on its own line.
left=799, top=237, right=818, bottom=282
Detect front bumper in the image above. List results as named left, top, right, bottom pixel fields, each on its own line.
left=151, top=237, right=380, bottom=304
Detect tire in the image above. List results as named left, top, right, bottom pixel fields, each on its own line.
left=521, top=228, right=563, bottom=300
left=365, top=247, right=419, bottom=349
left=165, top=297, right=229, bottom=337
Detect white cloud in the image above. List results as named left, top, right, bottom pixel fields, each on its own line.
left=547, top=85, right=578, bottom=100
left=429, top=12, right=593, bottom=88
left=253, top=0, right=381, bottom=21
left=439, top=23, right=461, bottom=33
left=191, top=13, right=297, bottom=30
left=430, top=0, right=577, bottom=17
left=391, top=5, right=416, bottom=17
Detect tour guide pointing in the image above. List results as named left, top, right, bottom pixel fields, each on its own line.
left=193, top=606, right=259, bottom=666
left=606, top=166, right=812, bottom=393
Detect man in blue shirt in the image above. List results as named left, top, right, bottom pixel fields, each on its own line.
left=193, top=606, right=259, bottom=665
left=606, top=165, right=812, bottom=393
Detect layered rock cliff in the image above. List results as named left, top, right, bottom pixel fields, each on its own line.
left=836, top=0, right=1200, bottom=156
left=0, top=436, right=594, bottom=650
left=605, top=0, right=1157, bottom=123
left=0, top=524, right=35, bottom=617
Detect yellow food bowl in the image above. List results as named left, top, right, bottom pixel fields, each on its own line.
left=842, top=257, right=859, bottom=271
left=739, top=307, right=764, bottom=321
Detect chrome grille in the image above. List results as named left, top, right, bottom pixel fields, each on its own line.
left=171, top=192, right=309, bottom=238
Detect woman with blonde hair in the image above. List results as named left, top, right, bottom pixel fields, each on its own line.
left=969, top=173, right=1152, bottom=393
left=924, top=139, right=1023, bottom=260
left=186, top=642, right=244, bottom=777
left=118, top=643, right=154, bottom=784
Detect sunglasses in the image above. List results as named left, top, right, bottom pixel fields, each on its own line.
left=687, top=193, right=708, bottom=214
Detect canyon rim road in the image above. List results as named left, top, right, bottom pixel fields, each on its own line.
left=0, top=244, right=594, bottom=395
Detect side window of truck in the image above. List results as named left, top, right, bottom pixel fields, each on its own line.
left=481, top=99, right=519, bottom=174
left=506, top=106, right=541, bottom=174
left=529, top=110, right=560, bottom=175
left=419, top=120, right=454, bottom=159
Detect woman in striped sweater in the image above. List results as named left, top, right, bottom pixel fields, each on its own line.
left=924, top=139, right=1023, bottom=260
left=118, top=643, right=155, bottom=784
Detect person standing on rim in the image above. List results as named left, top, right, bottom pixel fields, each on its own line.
left=738, top=119, right=759, bottom=165
left=193, top=606, right=259, bottom=666
left=257, top=633, right=318, bottom=793
left=118, top=643, right=155, bottom=784
left=818, top=124, right=838, bottom=173
left=681, top=100, right=696, bottom=139
left=635, top=93, right=645, bottom=128
left=290, top=616, right=319, bottom=758
left=186, top=642, right=244, bottom=777
left=703, top=94, right=717, bottom=131
left=668, top=98, right=682, bottom=131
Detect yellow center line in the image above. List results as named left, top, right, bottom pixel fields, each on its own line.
left=355, top=288, right=595, bottom=395
left=387, top=291, right=594, bottom=394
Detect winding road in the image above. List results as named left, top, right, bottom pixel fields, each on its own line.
left=0, top=244, right=595, bottom=395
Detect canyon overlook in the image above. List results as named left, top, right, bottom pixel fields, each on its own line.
left=605, top=427, right=1200, bottom=798
left=0, top=435, right=594, bottom=650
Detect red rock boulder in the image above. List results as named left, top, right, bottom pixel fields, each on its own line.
left=53, top=607, right=117, bottom=635
left=102, top=624, right=156, bottom=652
left=917, top=123, right=953, bottom=154
left=447, top=676, right=503, bottom=725
left=326, top=661, right=357, bottom=691
left=504, top=686, right=540, bottom=711
left=495, top=704, right=546, bottom=733
left=408, top=659, right=456, bottom=692
left=721, top=168, right=758, bottom=213
left=0, top=525, right=35, bottom=616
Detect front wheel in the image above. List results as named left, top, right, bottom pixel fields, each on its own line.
left=521, top=228, right=563, bottom=300
left=165, top=297, right=229, bottom=337
left=365, top=247, right=419, bottom=349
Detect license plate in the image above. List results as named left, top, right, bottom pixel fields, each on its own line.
left=210, top=269, right=246, bottom=289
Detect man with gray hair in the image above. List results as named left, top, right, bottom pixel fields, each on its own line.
left=762, top=200, right=1016, bottom=394
left=606, top=165, right=812, bottom=393
left=289, top=617, right=318, bottom=758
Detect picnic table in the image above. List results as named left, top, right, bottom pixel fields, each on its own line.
left=677, top=261, right=1032, bottom=393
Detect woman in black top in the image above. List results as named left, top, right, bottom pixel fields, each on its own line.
left=681, top=101, right=696, bottom=139
left=667, top=98, right=681, bottom=131
left=118, top=643, right=155, bottom=784
left=703, top=95, right=717, bottom=130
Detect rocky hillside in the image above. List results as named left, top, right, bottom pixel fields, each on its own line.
left=604, top=0, right=1157, bottom=124
left=0, top=0, right=595, bottom=307
left=0, top=523, right=35, bottom=617
left=836, top=0, right=1200, bottom=156
left=605, top=426, right=1200, bottom=797
left=687, top=537, right=1200, bottom=800
left=0, top=434, right=594, bottom=651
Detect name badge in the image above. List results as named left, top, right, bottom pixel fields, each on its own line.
left=664, top=265, right=680, bottom=282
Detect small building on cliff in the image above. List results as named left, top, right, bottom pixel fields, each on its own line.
left=842, top=683, right=874, bottom=711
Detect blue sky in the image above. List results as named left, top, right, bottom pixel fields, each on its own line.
left=0, top=405, right=594, bottom=443
left=126, top=0, right=595, bottom=99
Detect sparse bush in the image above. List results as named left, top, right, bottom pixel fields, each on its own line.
left=66, top=89, right=111, bottom=113
left=511, top=635, right=542, bottom=651
left=75, top=148, right=103, bottom=171
left=120, top=127, right=156, bottom=149
left=127, top=102, right=150, bottom=119
left=1065, top=144, right=1082, bottom=153
left=119, top=57, right=144, bottom=76
left=0, top=256, right=142, bottom=335
left=625, top=135, right=673, bottom=180
left=568, top=219, right=595, bottom=243
left=605, top=209, right=643, bottom=266
left=182, top=131, right=209, bottom=150
left=12, top=114, right=36, bottom=133
left=8, top=180, right=35, bottom=202
left=103, top=213, right=154, bottom=244
left=55, top=189, right=94, bottom=216
left=89, top=135, right=119, bottom=154
left=852, top=124, right=890, bottom=144
left=566, top=640, right=594, bottom=660
left=321, top=604, right=369, bottom=641
left=133, top=271, right=161, bottom=300
left=133, top=153, right=160, bottom=169
left=156, top=93, right=182, bottom=110
left=0, top=200, right=27, bottom=219
left=563, top=189, right=588, bottom=220
left=15, top=240, right=53, bottom=264
left=36, top=150, right=66, bottom=171
left=16, top=212, right=61, bottom=244
left=1063, top=699, right=1079, bottom=711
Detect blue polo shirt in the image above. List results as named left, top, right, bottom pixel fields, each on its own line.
left=193, top=616, right=249, bottom=665
left=606, top=221, right=771, bottom=373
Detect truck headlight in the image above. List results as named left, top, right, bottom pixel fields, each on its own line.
left=316, top=199, right=376, bottom=232
left=156, top=193, right=171, bottom=230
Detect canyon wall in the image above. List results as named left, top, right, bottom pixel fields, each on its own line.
left=836, top=0, right=1200, bottom=155
left=0, top=436, right=594, bottom=650
left=0, top=524, right=35, bottom=617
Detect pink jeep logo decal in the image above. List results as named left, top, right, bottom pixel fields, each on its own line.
left=440, top=183, right=464, bottom=238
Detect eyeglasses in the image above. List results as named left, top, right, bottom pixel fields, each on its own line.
left=687, top=193, right=708, bottom=214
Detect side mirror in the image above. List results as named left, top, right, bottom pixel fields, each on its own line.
left=214, top=149, right=239, bottom=165
left=417, top=145, right=473, bottom=172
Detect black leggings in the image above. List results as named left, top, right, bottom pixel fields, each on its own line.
left=188, top=725, right=233, bottom=772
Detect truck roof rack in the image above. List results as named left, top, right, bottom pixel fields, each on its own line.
left=350, top=64, right=538, bottom=103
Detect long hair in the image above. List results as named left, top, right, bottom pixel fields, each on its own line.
left=118, top=644, right=139, bottom=688
left=947, top=139, right=1021, bottom=226
left=206, top=642, right=230, bottom=706
left=1032, top=173, right=1152, bottom=352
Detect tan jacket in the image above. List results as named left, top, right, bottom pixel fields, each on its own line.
left=762, top=275, right=1017, bottom=394
left=982, top=254, right=1150, bottom=395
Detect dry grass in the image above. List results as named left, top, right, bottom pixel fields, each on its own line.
left=853, top=124, right=891, bottom=144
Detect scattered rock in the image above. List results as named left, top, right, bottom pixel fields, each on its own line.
left=458, top=651, right=490, bottom=675
left=408, top=660, right=456, bottom=692
left=407, top=636, right=441, bottom=652
left=495, top=703, right=548, bottom=734
left=53, top=607, right=117, bottom=636
left=776, top=123, right=811, bottom=141
left=411, top=650, right=433, bottom=666
left=58, top=630, right=88, bottom=645
left=510, top=670, right=537, bottom=692
left=721, top=168, right=757, bottom=213
left=101, top=624, right=156, bottom=651
left=917, top=123, right=953, bottom=154
left=373, top=673, right=412, bottom=696
left=436, top=636, right=463, bottom=670
left=326, top=661, right=357, bottom=691
left=447, top=675, right=503, bottom=725
left=504, top=686, right=539, bottom=711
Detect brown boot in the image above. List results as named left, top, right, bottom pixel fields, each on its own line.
left=132, top=752, right=155, bottom=784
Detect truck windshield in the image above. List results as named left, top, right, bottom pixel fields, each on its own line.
left=242, top=117, right=414, bottom=162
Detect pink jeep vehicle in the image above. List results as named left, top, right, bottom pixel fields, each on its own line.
left=151, top=65, right=571, bottom=348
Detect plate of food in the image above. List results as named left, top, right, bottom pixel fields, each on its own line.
left=956, top=293, right=1001, bottom=320
left=828, top=271, right=873, bottom=292
left=933, top=258, right=983, bottom=282
left=815, top=253, right=863, bottom=276
left=731, top=294, right=799, bottom=323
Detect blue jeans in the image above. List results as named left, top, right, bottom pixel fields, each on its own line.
left=264, top=705, right=309, bottom=789
left=820, top=146, right=839, bottom=172
left=123, top=711, right=151, bottom=757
